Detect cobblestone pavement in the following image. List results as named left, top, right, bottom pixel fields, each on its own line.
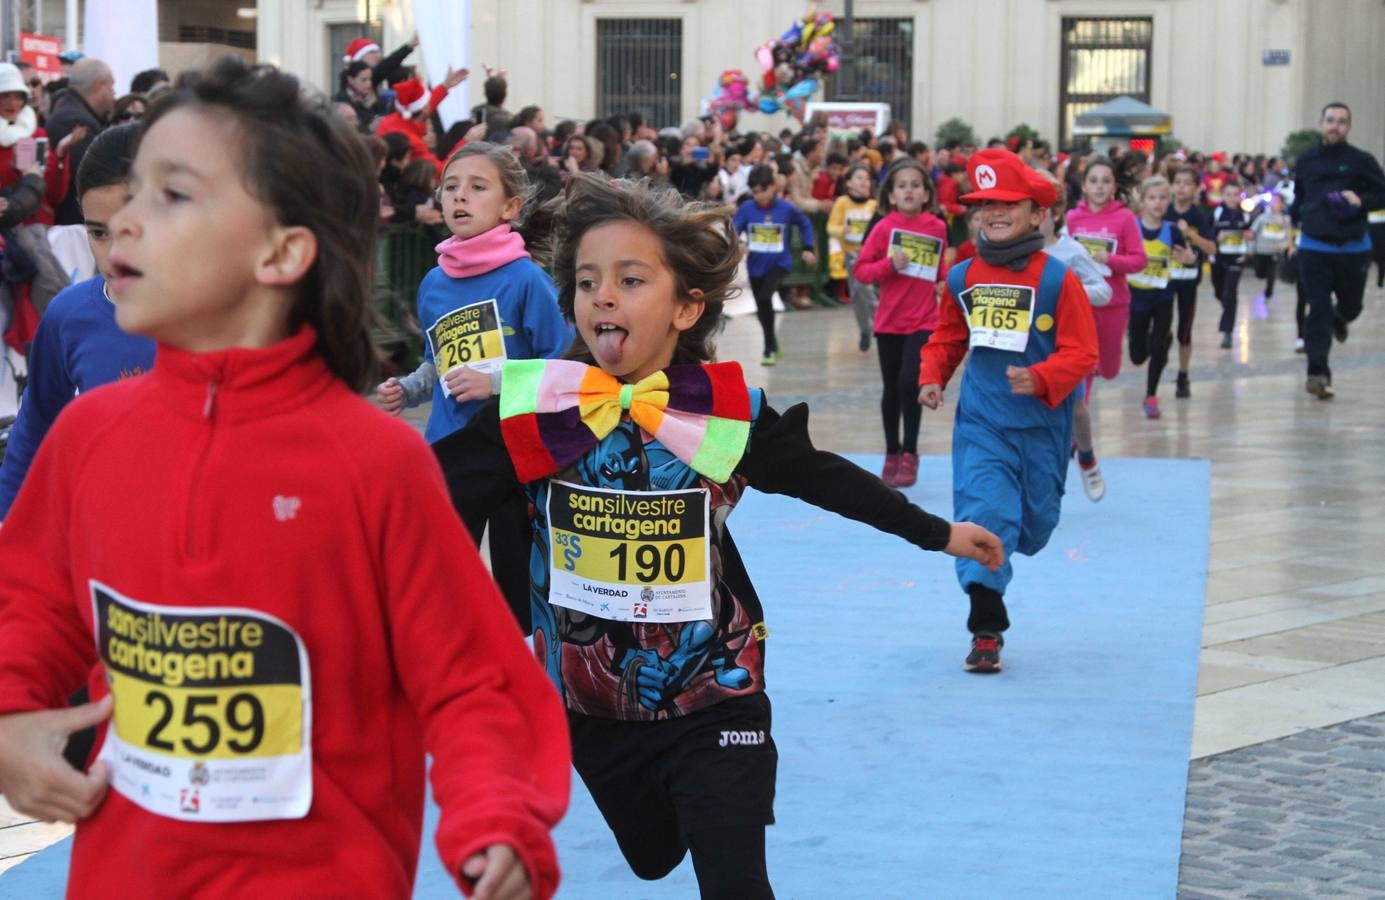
left=1179, top=713, right=1385, bottom=898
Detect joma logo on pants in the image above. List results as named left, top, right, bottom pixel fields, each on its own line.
left=718, top=729, right=766, bottom=747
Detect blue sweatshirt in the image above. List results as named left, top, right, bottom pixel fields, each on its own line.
left=0, top=277, right=156, bottom=518
left=733, top=197, right=815, bottom=278
left=416, top=257, right=572, bottom=443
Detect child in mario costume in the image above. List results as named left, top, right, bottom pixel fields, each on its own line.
left=918, top=149, right=1099, bottom=673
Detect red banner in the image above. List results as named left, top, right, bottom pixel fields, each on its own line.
left=19, top=33, right=63, bottom=82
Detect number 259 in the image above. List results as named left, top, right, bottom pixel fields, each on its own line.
left=144, top=690, right=265, bottom=755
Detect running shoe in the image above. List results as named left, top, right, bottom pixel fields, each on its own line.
left=760, top=349, right=781, bottom=367
left=965, top=631, right=1004, bottom=673
left=1333, top=317, right=1349, bottom=344
left=859, top=331, right=871, bottom=352
left=1305, top=374, right=1335, bottom=400
left=788, top=292, right=815, bottom=311
left=1080, top=461, right=1105, bottom=502
left=1175, top=372, right=1191, bottom=398
left=895, top=452, right=919, bottom=488
left=1294, top=338, right=1305, bottom=353
left=1220, top=332, right=1232, bottom=349
left=1143, top=396, right=1161, bottom=419
left=880, top=453, right=901, bottom=486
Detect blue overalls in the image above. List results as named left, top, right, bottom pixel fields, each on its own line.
left=947, top=256, right=1076, bottom=596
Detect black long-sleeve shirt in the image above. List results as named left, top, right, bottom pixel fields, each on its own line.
left=1290, top=141, right=1385, bottom=244
left=433, top=393, right=952, bottom=720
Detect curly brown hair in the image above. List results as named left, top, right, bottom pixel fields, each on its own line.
left=548, top=173, right=741, bottom=364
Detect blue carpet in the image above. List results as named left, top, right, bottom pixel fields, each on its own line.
left=2, top=456, right=1209, bottom=900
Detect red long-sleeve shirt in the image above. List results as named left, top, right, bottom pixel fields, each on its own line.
left=854, top=210, right=948, bottom=334
left=918, top=252, right=1099, bottom=409
left=0, top=326, right=569, bottom=899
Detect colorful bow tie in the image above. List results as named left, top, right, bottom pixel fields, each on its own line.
left=498, top=359, right=752, bottom=483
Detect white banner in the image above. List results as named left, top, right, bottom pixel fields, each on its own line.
left=411, top=0, right=471, bottom=131
left=83, top=0, right=158, bottom=99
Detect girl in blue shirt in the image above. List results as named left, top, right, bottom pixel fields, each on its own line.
left=377, top=141, right=571, bottom=630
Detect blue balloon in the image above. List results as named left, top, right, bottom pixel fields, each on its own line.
left=780, top=22, right=803, bottom=46
left=785, top=79, right=817, bottom=100
left=759, top=96, right=781, bottom=114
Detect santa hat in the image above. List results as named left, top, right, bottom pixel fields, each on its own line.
left=343, top=38, right=381, bottom=64
left=394, top=79, right=429, bottom=116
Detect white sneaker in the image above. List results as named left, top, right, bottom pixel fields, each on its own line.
left=1081, top=463, right=1105, bottom=502
left=1294, top=338, right=1305, bottom=353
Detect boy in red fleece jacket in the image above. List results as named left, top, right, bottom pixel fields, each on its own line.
left=918, top=149, right=1099, bottom=673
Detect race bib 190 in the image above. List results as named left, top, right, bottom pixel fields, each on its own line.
left=1262, top=223, right=1287, bottom=241
left=426, top=299, right=507, bottom=385
left=889, top=229, right=942, bottom=281
left=1370, top=210, right=1385, bottom=225
left=747, top=223, right=785, bottom=254
left=1169, top=258, right=1198, bottom=280
left=93, top=581, right=312, bottom=823
left=546, top=481, right=712, bottom=624
left=959, top=283, right=1035, bottom=353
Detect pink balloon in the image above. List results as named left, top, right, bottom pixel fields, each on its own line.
left=756, top=45, right=774, bottom=73
left=826, top=57, right=840, bottom=73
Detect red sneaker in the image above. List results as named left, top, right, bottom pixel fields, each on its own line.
left=895, top=452, right=919, bottom=487
left=881, top=453, right=900, bottom=485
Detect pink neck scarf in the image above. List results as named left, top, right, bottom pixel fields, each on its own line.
left=435, top=224, right=530, bottom=278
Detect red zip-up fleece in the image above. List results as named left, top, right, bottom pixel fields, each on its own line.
left=0, top=326, right=569, bottom=899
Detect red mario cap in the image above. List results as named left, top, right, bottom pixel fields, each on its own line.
left=343, top=38, right=381, bottom=64
left=1210, top=151, right=1228, bottom=163
left=961, top=148, right=1058, bottom=208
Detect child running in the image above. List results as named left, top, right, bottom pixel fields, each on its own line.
left=854, top=158, right=948, bottom=488
left=0, top=59, right=568, bottom=899
left=1211, top=181, right=1254, bottom=347
left=1034, top=168, right=1111, bottom=499
left=1126, top=175, right=1193, bottom=419
left=826, top=162, right=878, bottom=351
left=378, top=140, right=572, bottom=631
left=732, top=163, right=816, bottom=365
left=0, top=124, right=154, bottom=522
left=1165, top=166, right=1217, bottom=397
left=433, top=173, right=1003, bottom=899
left=1064, top=157, right=1145, bottom=499
left=1250, top=192, right=1291, bottom=309
left=918, top=148, right=1099, bottom=673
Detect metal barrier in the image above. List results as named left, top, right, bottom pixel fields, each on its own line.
left=373, top=224, right=434, bottom=373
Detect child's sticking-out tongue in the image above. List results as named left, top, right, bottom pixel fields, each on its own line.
left=594, top=325, right=627, bottom=365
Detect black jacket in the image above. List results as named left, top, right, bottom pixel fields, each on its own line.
left=1290, top=141, right=1385, bottom=245
left=44, top=90, right=105, bottom=225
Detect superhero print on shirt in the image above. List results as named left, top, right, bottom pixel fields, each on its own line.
left=527, top=419, right=764, bottom=721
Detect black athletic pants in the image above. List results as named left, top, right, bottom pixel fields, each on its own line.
left=875, top=330, right=930, bottom=455
left=1212, top=258, right=1244, bottom=334
left=750, top=269, right=787, bottom=356
left=1300, top=249, right=1369, bottom=377
left=1129, top=303, right=1175, bottom=397
left=1173, top=280, right=1198, bottom=349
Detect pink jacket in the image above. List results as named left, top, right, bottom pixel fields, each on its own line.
left=1065, top=199, right=1147, bottom=309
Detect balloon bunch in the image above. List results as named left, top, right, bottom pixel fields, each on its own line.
left=752, top=10, right=839, bottom=121
left=707, top=69, right=756, bottom=131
